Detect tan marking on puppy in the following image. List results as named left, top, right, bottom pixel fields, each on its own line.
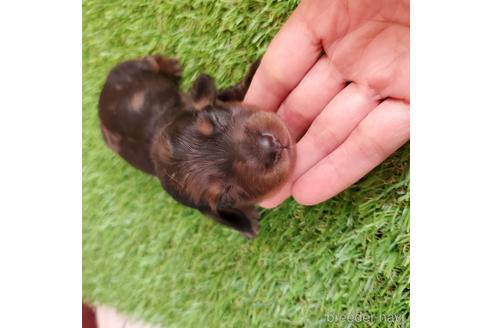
left=107, top=103, right=117, bottom=113
left=151, top=131, right=172, bottom=163
left=197, top=117, right=214, bottom=136
left=231, top=160, right=283, bottom=199
left=180, top=167, right=220, bottom=206
left=144, top=56, right=160, bottom=72
left=100, top=124, right=122, bottom=153
left=155, top=57, right=182, bottom=77
left=144, top=56, right=182, bottom=76
left=193, top=98, right=211, bottom=111
left=204, top=180, right=224, bottom=212
left=130, top=91, right=146, bottom=112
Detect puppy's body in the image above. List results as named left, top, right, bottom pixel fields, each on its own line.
left=99, top=56, right=293, bottom=237
left=99, top=57, right=184, bottom=175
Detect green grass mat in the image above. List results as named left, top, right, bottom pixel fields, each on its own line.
left=83, top=1, right=409, bottom=327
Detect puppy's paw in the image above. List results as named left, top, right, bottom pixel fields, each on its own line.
left=145, top=56, right=182, bottom=78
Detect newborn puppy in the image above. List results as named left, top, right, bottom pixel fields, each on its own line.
left=98, top=55, right=293, bottom=238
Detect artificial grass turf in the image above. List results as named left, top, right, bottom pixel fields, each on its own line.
left=82, top=0, right=410, bottom=327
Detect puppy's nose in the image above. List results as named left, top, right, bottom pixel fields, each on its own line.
left=258, top=133, right=280, bottom=151
left=258, top=133, right=282, bottom=164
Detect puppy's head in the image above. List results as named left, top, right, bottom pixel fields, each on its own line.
left=151, top=74, right=294, bottom=238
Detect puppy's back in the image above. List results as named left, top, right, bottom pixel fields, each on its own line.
left=98, top=56, right=183, bottom=174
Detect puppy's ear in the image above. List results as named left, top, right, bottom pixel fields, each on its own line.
left=243, top=57, right=262, bottom=88
left=190, top=74, right=217, bottom=110
left=217, top=56, right=262, bottom=102
left=205, top=206, right=260, bottom=239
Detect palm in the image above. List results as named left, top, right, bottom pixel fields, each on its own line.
left=245, top=0, right=409, bottom=206
left=327, top=0, right=409, bottom=102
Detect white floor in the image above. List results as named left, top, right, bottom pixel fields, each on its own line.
left=95, top=305, right=160, bottom=328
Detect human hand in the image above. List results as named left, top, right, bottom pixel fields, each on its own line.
left=244, top=0, right=410, bottom=207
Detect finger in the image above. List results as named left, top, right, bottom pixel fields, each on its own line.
left=243, top=1, right=328, bottom=112
left=292, top=82, right=381, bottom=182
left=276, top=55, right=346, bottom=140
left=327, top=21, right=410, bottom=102
left=258, top=182, right=291, bottom=208
left=292, top=99, right=409, bottom=205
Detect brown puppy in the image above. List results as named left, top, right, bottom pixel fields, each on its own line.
left=98, top=55, right=294, bottom=238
